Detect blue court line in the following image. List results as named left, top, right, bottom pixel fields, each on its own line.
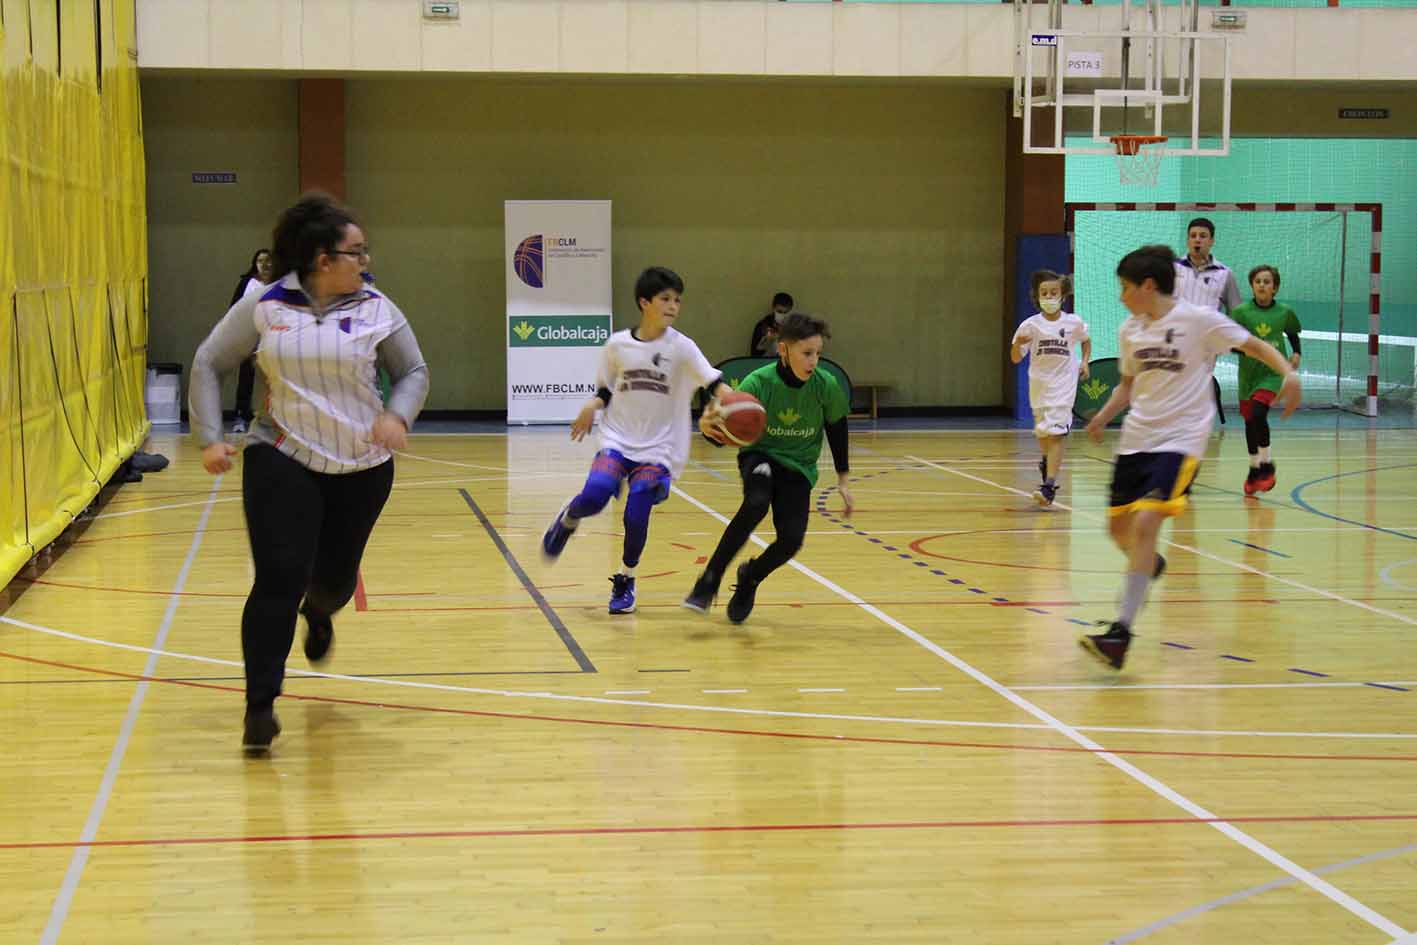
left=1226, top=539, right=1291, bottom=558
left=459, top=489, right=596, bottom=673
left=815, top=466, right=1403, bottom=692
left=1289, top=462, right=1417, bottom=542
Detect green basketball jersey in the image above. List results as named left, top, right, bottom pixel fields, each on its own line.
left=1230, top=301, right=1301, bottom=399
left=737, top=363, right=849, bottom=487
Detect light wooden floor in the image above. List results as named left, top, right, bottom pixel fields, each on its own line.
left=3, top=420, right=1416, bottom=945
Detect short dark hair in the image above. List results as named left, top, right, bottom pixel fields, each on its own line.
left=271, top=193, right=359, bottom=280
left=772, top=292, right=794, bottom=310
left=1248, top=264, right=1281, bottom=290
left=1116, top=244, right=1177, bottom=295
left=1029, top=269, right=1073, bottom=307
left=634, top=266, right=684, bottom=307
left=1186, top=217, right=1215, bottom=238
left=777, top=311, right=830, bottom=344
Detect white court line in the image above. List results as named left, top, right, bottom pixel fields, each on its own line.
left=671, top=480, right=1410, bottom=938
left=6, top=613, right=1413, bottom=741
left=40, top=478, right=223, bottom=945
left=394, top=450, right=507, bottom=471
left=1013, top=680, right=1417, bottom=692
left=91, top=473, right=551, bottom=521
left=94, top=495, right=243, bottom=520
left=906, top=455, right=1417, bottom=631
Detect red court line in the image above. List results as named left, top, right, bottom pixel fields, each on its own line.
left=8, top=578, right=437, bottom=600
left=2, top=650, right=1414, bottom=766
left=73, top=526, right=249, bottom=545
left=5, top=812, right=1417, bottom=853
left=363, top=595, right=1405, bottom=614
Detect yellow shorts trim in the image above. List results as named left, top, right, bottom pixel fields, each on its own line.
left=1107, top=496, right=1189, bottom=519
left=1108, top=456, right=1199, bottom=519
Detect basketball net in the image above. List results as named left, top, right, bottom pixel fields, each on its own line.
left=1110, top=135, right=1168, bottom=187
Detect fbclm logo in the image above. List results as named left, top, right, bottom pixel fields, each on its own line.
left=512, top=234, right=583, bottom=288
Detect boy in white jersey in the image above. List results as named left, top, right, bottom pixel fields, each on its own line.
left=1010, top=270, right=1091, bottom=506
left=542, top=267, right=730, bottom=614
left=1080, top=245, right=1299, bottom=670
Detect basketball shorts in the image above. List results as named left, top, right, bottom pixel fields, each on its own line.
left=1239, top=387, right=1277, bottom=422
left=1033, top=405, right=1073, bottom=437
left=1108, top=451, right=1200, bottom=518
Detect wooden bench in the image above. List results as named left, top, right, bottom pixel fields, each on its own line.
left=848, top=381, right=891, bottom=420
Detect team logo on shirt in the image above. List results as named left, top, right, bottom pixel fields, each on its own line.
left=620, top=369, right=670, bottom=395
left=777, top=408, right=801, bottom=425
left=1081, top=377, right=1109, bottom=401
left=1135, top=344, right=1185, bottom=374
left=652, top=353, right=670, bottom=368
left=1256, top=323, right=1272, bottom=337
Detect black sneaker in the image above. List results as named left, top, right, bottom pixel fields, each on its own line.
left=1032, top=480, right=1058, bottom=507
left=682, top=571, right=720, bottom=613
left=1079, top=621, right=1133, bottom=670
left=242, top=708, right=281, bottom=754
left=1153, top=553, right=1167, bottom=580
left=301, top=603, right=334, bottom=663
left=725, top=560, right=761, bottom=625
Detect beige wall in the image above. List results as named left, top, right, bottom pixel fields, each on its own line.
left=137, top=0, right=1417, bottom=84
left=350, top=78, right=1005, bottom=409
left=143, top=77, right=299, bottom=404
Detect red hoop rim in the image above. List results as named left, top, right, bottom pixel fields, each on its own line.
left=1110, top=134, right=1169, bottom=156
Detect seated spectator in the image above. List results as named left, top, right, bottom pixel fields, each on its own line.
left=749, top=291, right=794, bottom=356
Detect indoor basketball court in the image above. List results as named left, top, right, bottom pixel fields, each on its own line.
left=4, top=418, right=1416, bottom=943
left=4, top=0, right=1417, bottom=943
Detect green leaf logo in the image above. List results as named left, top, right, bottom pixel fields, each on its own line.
left=1082, top=378, right=1108, bottom=400
left=513, top=321, right=535, bottom=341
left=1255, top=323, right=1271, bottom=337
left=777, top=408, right=801, bottom=425
left=729, top=377, right=742, bottom=389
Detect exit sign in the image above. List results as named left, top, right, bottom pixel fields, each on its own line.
left=423, top=0, right=459, bottom=18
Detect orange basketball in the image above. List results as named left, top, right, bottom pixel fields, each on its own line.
left=716, top=391, right=766, bottom=446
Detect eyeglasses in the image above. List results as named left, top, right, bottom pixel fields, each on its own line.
left=330, top=246, right=370, bottom=262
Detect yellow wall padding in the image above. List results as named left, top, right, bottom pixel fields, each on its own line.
left=0, top=0, right=149, bottom=586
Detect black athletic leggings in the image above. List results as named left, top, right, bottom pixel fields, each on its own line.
left=241, top=444, right=394, bottom=710
left=1244, top=401, right=1272, bottom=455
left=233, top=356, right=256, bottom=422
left=706, top=452, right=812, bottom=585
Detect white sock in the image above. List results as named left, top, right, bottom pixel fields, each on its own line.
left=620, top=565, right=637, bottom=578
left=1249, top=454, right=1261, bottom=468
left=1258, top=446, right=1271, bottom=464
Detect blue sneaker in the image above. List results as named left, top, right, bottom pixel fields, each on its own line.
left=609, top=573, right=636, bottom=614
left=541, top=503, right=577, bottom=561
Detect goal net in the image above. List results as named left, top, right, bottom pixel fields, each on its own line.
left=1065, top=202, right=1403, bottom=416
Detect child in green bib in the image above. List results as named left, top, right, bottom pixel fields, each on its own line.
left=683, top=312, right=853, bottom=623
left=1229, top=264, right=1302, bottom=495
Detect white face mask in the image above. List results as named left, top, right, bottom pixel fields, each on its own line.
left=1039, top=297, right=1062, bottom=315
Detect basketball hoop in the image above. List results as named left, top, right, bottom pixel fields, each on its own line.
left=1110, top=135, right=1168, bottom=187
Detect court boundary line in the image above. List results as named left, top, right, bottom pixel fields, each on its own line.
left=39, top=477, right=224, bottom=945
left=669, top=480, right=1409, bottom=938
left=905, top=456, right=1417, bottom=630
left=4, top=613, right=1417, bottom=741
left=457, top=488, right=594, bottom=673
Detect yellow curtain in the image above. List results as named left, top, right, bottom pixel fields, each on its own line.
left=0, top=0, right=148, bottom=585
